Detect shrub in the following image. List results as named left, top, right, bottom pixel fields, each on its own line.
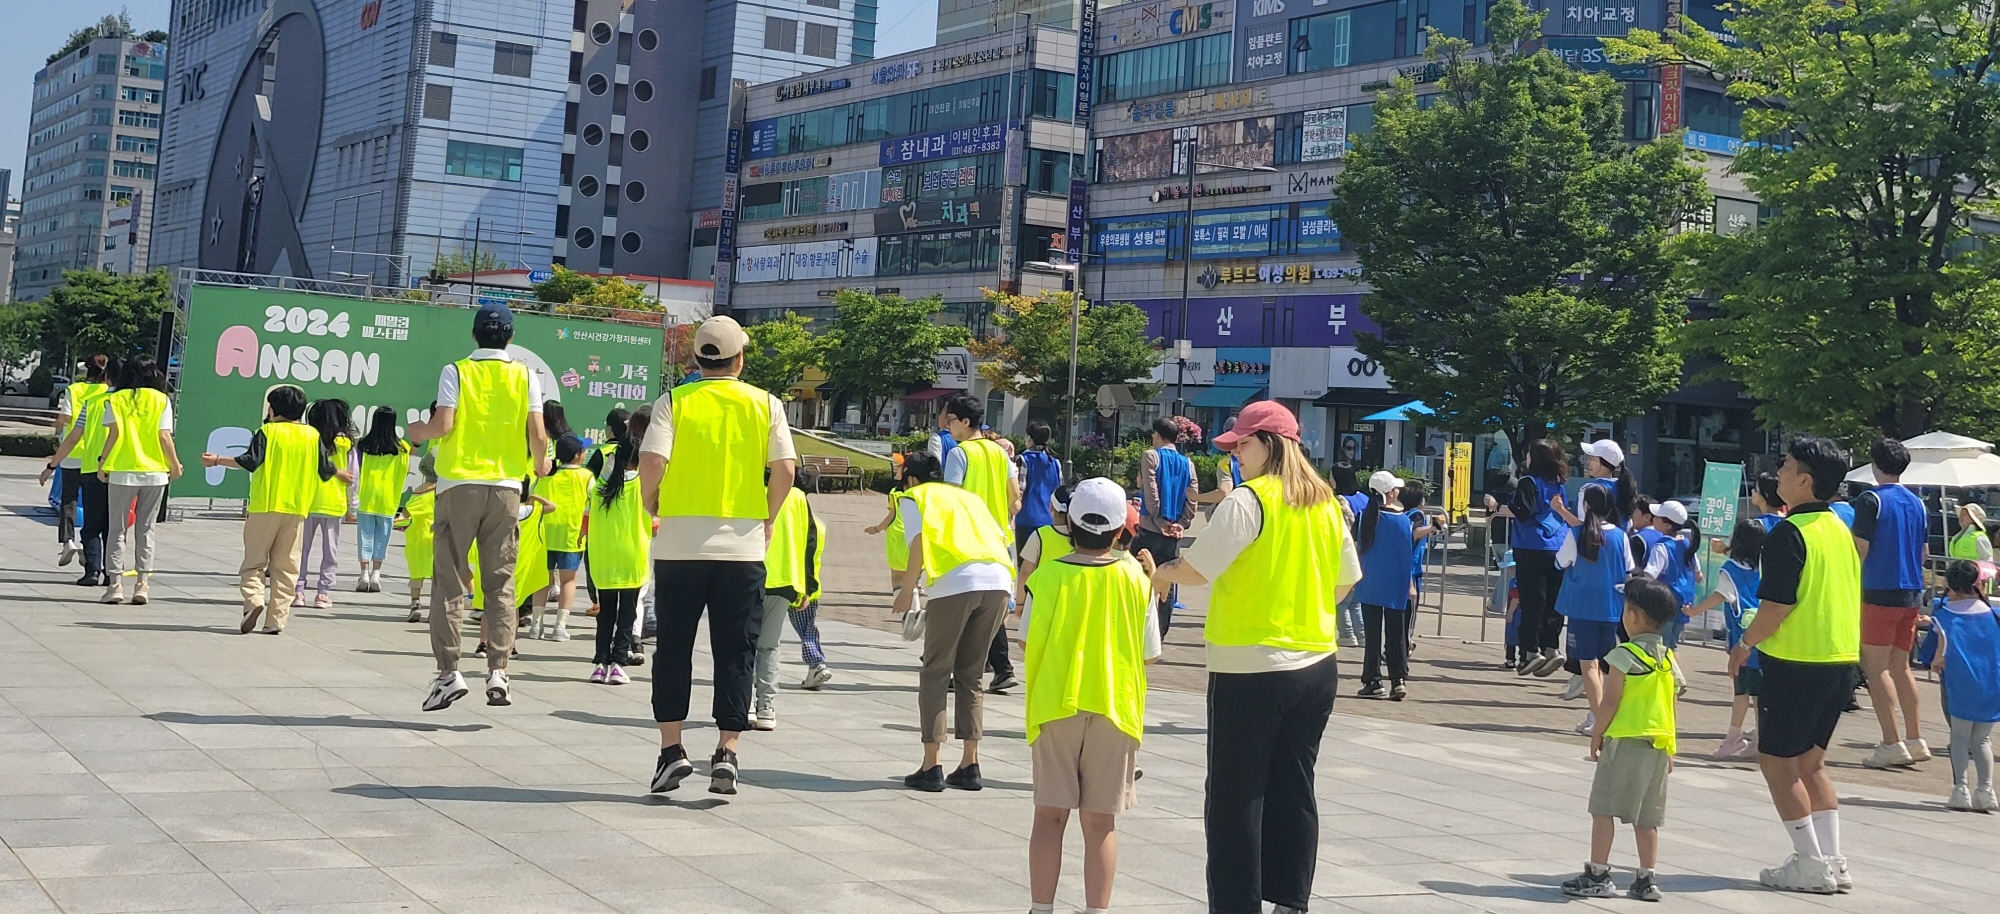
left=0, top=433, right=57, bottom=458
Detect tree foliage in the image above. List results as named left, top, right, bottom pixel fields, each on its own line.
left=741, top=313, right=821, bottom=398
left=49, top=12, right=134, bottom=64
left=1610, top=0, right=2000, bottom=443
left=0, top=304, right=47, bottom=386
left=818, top=292, right=968, bottom=427
left=970, top=289, right=1162, bottom=411
left=528, top=267, right=660, bottom=316
left=42, top=270, right=175, bottom=363
left=529, top=266, right=599, bottom=305
left=430, top=247, right=503, bottom=279
left=1330, top=0, right=1708, bottom=454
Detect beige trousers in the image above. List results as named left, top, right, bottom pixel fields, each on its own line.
left=429, top=484, right=521, bottom=672
left=239, top=512, right=306, bottom=630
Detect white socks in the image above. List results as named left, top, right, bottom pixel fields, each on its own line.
left=1784, top=817, right=1821, bottom=859
left=1029, top=904, right=1055, bottom=914
left=1810, top=809, right=1840, bottom=858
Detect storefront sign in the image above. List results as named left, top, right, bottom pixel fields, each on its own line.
left=1129, top=293, right=1380, bottom=348
left=1552, top=0, right=1658, bottom=36
left=737, top=237, right=879, bottom=283
left=932, top=42, right=1023, bottom=73
left=1683, top=130, right=1740, bottom=156
left=1123, top=87, right=1270, bottom=124
left=871, top=61, right=924, bottom=85
left=1197, top=263, right=1363, bottom=288
left=935, top=346, right=973, bottom=388
left=1075, top=0, right=1099, bottom=122
left=1151, top=182, right=1272, bottom=201
left=1100, top=0, right=1229, bottom=50
left=1363, top=61, right=1447, bottom=92
left=774, top=77, right=851, bottom=101
left=872, top=194, right=1003, bottom=234
left=747, top=155, right=833, bottom=178
left=1234, top=0, right=1292, bottom=82
left=879, top=122, right=1008, bottom=166
left=1214, top=347, right=1272, bottom=386
left=1544, top=37, right=1651, bottom=78
left=1660, top=64, right=1684, bottom=131
left=762, top=220, right=850, bottom=240
left=1066, top=179, right=1089, bottom=265
left=1148, top=347, right=1217, bottom=386
left=1300, top=107, right=1347, bottom=162
left=697, top=208, right=722, bottom=229
left=1281, top=168, right=1337, bottom=197
left=1326, top=345, right=1392, bottom=391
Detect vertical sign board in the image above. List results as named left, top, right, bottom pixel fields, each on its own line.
left=1235, top=0, right=1293, bottom=83
left=1069, top=0, right=1098, bottom=266
left=1659, top=0, right=1685, bottom=133
left=714, top=80, right=749, bottom=313
left=1066, top=180, right=1090, bottom=266
left=172, top=286, right=664, bottom=500
left=1446, top=441, right=1473, bottom=522
left=1695, top=460, right=1744, bottom=607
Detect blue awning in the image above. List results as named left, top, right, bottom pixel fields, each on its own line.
left=1190, top=386, right=1265, bottom=409
left=1362, top=400, right=1434, bottom=422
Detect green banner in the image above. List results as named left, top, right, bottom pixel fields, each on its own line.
left=173, top=285, right=663, bottom=499
left=1697, top=461, right=1744, bottom=538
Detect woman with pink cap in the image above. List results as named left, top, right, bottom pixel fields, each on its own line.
left=1150, top=400, right=1360, bottom=914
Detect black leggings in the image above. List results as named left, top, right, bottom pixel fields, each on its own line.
left=1362, top=604, right=1410, bottom=686
left=57, top=467, right=82, bottom=544
left=1512, top=548, right=1564, bottom=655
left=593, top=588, right=639, bottom=665
left=78, top=475, right=110, bottom=578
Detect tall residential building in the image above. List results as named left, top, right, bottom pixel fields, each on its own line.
left=938, top=0, right=1078, bottom=47
left=151, top=0, right=568, bottom=287
left=14, top=35, right=167, bottom=301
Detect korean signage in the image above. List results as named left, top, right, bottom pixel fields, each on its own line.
left=1197, top=262, right=1362, bottom=289
left=1152, top=182, right=1273, bottom=201
left=1096, top=220, right=1170, bottom=260
left=716, top=81, right=749, bottom=310
left=1697, top=461, right=1743, bottom=537
left=1129, top=293, right=1381, bottom=348
left=1281, top=168, right=1337, bottom=198
left=935, top=346, right=973, bottom=388
left=872, top=61, right=925, bottom=85
left=1300, top=107, right=1347, bottom=162
left=872, top=194, right=1003, bottom=234
left=697, top=208, right=721, bottom=229
left=1234, top=0, right=1293, bottom=83
left=1659, top=64, right=1684, bottom=131
left=736, top=237, right=880, bottom=283
left=1148, top=347, right=1217, bottom=386
left=1684, top=131, right=1741, bottom=156
left=879, top=122, right=1007, bottom=167
left=746, top=119, right=778, bottom=159
left=1100, top=0, right=1231, bottom=50
left=747, top=155, right=832, bottom=178
left=1075, top=0, right=1099, bottom=123
left=932, top=42, right=1022, bottom=73
left=1550, top=0, right=1658, bottom=36
left=762, top=220, right=850, bottom=240
left=1544, top=37, right=1650, bottom=78
left=1123, top=87, right=1271, bottom=124
left=774, top=76, right=851, bottom=101
left=1066, top=179, right=1089, bottom=265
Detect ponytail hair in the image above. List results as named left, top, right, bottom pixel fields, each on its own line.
left=306, top=398, right=355, bottom=453
left=1577, top=483, right=1613, bottom=563
left=1356, top=489, right=1385, bottom=552
left=358, top=406, right=402, bottom=456
left=1608, top=460, right=1636, bottom=520
left=83, top=353, right=111, bottom=384
left=1727, top=518, right=1767, bottom=570
left=597, top=430, right=638, bottom=505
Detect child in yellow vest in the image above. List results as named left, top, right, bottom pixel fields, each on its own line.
left=529, top=434, right=593, bottom=642
left=200, top=386, right=344, bottom=634
left=1023, top=478, right=1162, bottom=914
left=473, top=491, right=556, bottom=659
left=399, top=479, right=437, bottom=623
left=586, top=434, right=649, bottom=685
left=300, top=398, right=358, bottom=609
left=1565, top=576, right=1681, bottom=902
left=354, top=407, right=411, bottom=594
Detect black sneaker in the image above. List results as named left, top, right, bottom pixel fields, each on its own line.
left=1628, top=871, right=1662, bottom=902
left=625, top=649, right=645, bottom=668
left=904, top=765, right=945, bottom=793
left=475, top=642, right=489, bottom=657
left=649, top=745, right=693, bottom=793
left=988, top=674, right=1019, bottom=694
left=1390, top=681, right=1408, bottom=701
left=708, top=749, right=740, bottom=795
left=1561, top=866, right=1616, bottom=898
left=1358, top=682, right=1387, bottom=699
left=946, top=764, right=983, bottom=791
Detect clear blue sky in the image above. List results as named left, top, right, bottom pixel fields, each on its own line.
left=0, top=0, right=935, bottom=203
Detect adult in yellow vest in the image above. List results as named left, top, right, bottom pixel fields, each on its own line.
left=939, top=394, right=1024, bottom=695
left=1951, top=503, right=1992, bottom=561
left=407, top=303, right=550, bottom=712
left=1149, top=401, right=1359, bottom=914
left=48, top=353, right=112, bottom=566
left=95, top=355, right=184, bottom=606
left=40, top=355, right=115, bottom=586
left=637, top=315, right=797, bottom=796
left=1729, top=437, right=1865, bottom=895
left=299, top=398, right=359, bottom=610
left=890, top=451, right=1017, bottom=792
left=201, top=386, right=344, bottom=634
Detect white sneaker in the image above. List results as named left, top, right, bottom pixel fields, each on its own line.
left=606, top=664, right=630, bottom=686
left=752, top=708, right=777, bottom=731
left=1975, top=786, right=1999, bottom=811
left=58, top=540, right=76, bottom=566
left=1759, top=854, right=1837, bottom=894
left=423, top=672, right=469, bottom=712
left=99, top=581, right=123, bottom=604
left=485, top=670, right=511, bottom=706
left=1949, top=785, right=1974, bottom=810
left=1530, top=650, right=1565, bottom=677
left=550, top=625, right=572, bottom=642
left=527, top=619, right=543, bottom=641
left=1903, top=738, right=1933, bottom=763
left=1863, top=741, right=1915, bottom=769
left=1561, top=674, right=1587, bottom=702
left=800, top=664, right=833, bottom=690
left=1731, top=730, right=1761, bottom=760
left=1574, top=712, right=1596, bottom=735
left=1831, top=855, right=1852, bottom=892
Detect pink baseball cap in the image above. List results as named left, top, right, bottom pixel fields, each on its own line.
left=1212, top=401, right=1299, bottom=451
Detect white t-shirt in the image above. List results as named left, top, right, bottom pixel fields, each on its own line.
left=640, top=382, right=798, bottom=561
left=1017, top=554, right=1164, bottom=659
left=1181, top=485, right=1362, bottom=674
left=100, top=398, right=175, bottom=488
left=900, top=499, right=1014, bottom=599
left=434, top=348, right=546, bottom=492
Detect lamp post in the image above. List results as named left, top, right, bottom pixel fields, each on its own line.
left=1025, top=259, right=1083, bottom=468
left=1170, top=149, right=1277, bottom=416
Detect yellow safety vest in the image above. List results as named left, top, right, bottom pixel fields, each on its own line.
left=73, top=390, right=114, bottom=474
left=434, top=358, right=531, bottom=483
left=1761, top=510, right=1862, bottom=664
left=403, top=489, right=437, bottom=580
left=660, top=378, right=773, bottom=518
left=957, top=436, right=1012, bottom=528
left=809, top=512, right=828, bottom=602
left=885, top=490, right=911, bottom=572
left=1207, top=475, right=1346, bottom=652
left=1951, top=528, right=1991, bottom=561
left=64, top=381, right=107, bottom=419
left=1024, top=557, right=1152, bottom=744
left=247, top=421, right=324, bottom=516
left=905, top=482, right=1015, bottom=587
left=357, top=441, right=411, bottom=517
left=1604, top=642, right=1678, bottom=755
left=593, top=441, right=619, bottom=482
left=1035, top=525, right=1074, bottom=565
left=311, top=436, right=353, bottom=517
left=102, top=388, right=171, bottom=474
left=535, top=465, right=594, bottom=552
left=514, top=506, right=552, bottom=598
left=587, top=474, right=651, bottom=589
left=766, top=488, right=812, bottom=593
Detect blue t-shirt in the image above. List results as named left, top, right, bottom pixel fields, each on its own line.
left=1556, top=524, right=1629, bottom=623
left=1934, top=603, right=2000, bottom=723
left=1355, top=509, right=1417, bottom=608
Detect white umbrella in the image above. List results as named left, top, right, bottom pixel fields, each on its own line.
left=1845, top=431, right=2000, bottom=488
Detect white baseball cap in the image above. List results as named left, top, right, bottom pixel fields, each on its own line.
left=1068, top=478, right=1129, bottom=534
left=1649, top=500, right=1689, bottom=526
left=1580, top=439, right=1625, bottom=467
left=1367, top=470, right=1402, bottom=496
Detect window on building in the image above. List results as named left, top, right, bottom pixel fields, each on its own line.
left=803, top=22, right=840, bottom=59
left=115, top=135, right=157, bottom=154
left=1027, top=149, right=1080, bottom=195
left=445, top=140, right=525, bottom=181
left=108, top=185, right=132, bottom=204
left=431, top=31, right=458, bottom=67
left=638, top=29, right=658, bottom=51
left=116, top=109, right=160, bottom=129
left=1292, top=0, right=1406, bottom=75
left=572, top=0, right=589, bottom=32
left=1029, top=70, right=1076, bottom=119
left=765, top=16, right=799, bottom=53
left=809, top=0, right=841, bottom=7
left=638, top=79, right=658, bottom=103
left=1623, top=80, right=1658, bottom=142
left=1684, top=87, right=1743, bottom=138
left=423, top=84, right=453, bottom=120
left=112, top=160, right=155, bottom=179
left=1095, top=34, right=1233, bottom=103
left=118, top=86, right=163, bottom=104
left=698, top=68, right=717, bottom=101
left=494, top=41, right=536, bottom=78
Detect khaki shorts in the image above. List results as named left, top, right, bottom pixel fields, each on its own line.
left=1588, top=736, right=1670, bottom=828
left=1031, top=712, right=1140, bottom=815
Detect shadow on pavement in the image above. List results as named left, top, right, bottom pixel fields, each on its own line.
left=1419, top=881, right=1565, bottom=903
left=74, top=620, right=237, bottom=635
left=147, top=711, right=492, bottom=733
left=337, top=782, right=725, bottom=808
left=551, top=709, right=707, bottom=730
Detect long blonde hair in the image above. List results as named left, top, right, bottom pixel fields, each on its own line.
left=1247, top=431, right=1333, bottom=509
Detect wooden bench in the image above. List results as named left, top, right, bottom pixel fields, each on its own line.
left=801, top=455, right=864, bottom=493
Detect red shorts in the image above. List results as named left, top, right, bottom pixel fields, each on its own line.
left=1861, top=604, right=1920, bottom=652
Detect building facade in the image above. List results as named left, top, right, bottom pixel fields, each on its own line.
left=15, top=36, right=167, bottom=301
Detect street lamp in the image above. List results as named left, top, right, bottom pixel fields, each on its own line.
left=1170, top=151, right=1277, bottom=416
left=1025, top=259, right=1083, bottom=469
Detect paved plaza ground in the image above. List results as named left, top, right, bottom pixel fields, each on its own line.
left=0, top=457, right=1994, bottom=914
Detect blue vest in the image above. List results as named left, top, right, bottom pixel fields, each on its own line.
left=1933, top=605, right=2000, bottom=723
left=1861, top=484, right=1927, bottom=592
left=1633, top=526, right=1663, bottom=568
left=1830, top=501, right=1855, bottom=528
left=1755, top=512, right=1784, bottom=533
left=1556, top=524, right=1629, bottom=623
left=1510, top=476, right=1568, bottom=551
left=1718, top=559, right=1761, bottom=651
left=1017, top=450, right=1061, bottom=530
left=1655, top=535, right=1698, bottom=606
left=1229, top=456, right=1243, bottom=487
left=934, top=430, right=957, bottom=464
left=1355, top=509, right=1417, bottom=608
left=1582, top=478, right=1628, bottom=529
left=1145, top=446, right=1192, bottom=523
left=1343, top=492, right=1370, bottom=526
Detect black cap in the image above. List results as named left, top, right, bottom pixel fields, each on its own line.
left=475, top=302, right=514, bottom=331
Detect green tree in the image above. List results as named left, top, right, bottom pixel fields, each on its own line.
left=971, top=289, right=1162, bottom=414
left=1611, top=0, right=2000, bottom=443
left=430, top=246, right=503, bottom=279
left=530, top=266, right=599, bottom=305
left=1330, top=0, right=1708, bottom=454
left=0, top=304, right=46, bottom=387
left=42, top=270, right=175, bottom=363
left=49, top=11, right=134, bottom=64
left=741, top=313, right=821, bottom=398
left=818, top=292, right=968, bottom=428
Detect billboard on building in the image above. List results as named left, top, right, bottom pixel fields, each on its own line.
left=1235, top=0, right=1294, bottom=82
left=1198, top=117, right=1277, bottom=172
left=1099, top=128, right=1179, bottom=183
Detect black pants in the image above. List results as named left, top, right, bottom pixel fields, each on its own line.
left=1362, top=604, right=1410, bottom=686
left=987, top=627, right=1014, bottom=681
left=57, top=467, right=82, bottom=544
left=1207, top=657, right=1338, bottom=914
left=651, top=559, right=765, bottom=733
left=1132, top=528, right=1183, bottom=635
left=594, top=587, right=639, bottom=665
left=1512, top=548, right=1564, bottom=655
left=78, top=475, right=110, bottom=578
